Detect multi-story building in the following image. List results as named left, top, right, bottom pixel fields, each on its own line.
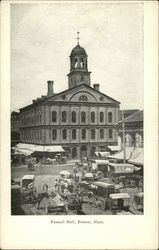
left=19, top=40, right=120, bottom=158
left=116, top=110, right=143, bottom=148
left=11, top=111, right=20, bottom=147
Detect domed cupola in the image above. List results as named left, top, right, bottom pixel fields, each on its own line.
left=67, top=32, right=91, bottom=89
left=70, top=44, right=87, bottom=56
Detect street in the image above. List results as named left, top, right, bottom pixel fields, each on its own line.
left=11, top=162, right=143, bottom=215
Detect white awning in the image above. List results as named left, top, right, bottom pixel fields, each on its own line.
left=109, top=193, right=130, bottom=199
left=91, top=159, right=109, bottom=164
left=107, top=147, right=144, bottom=166
left=22, top=175, right=35, bottom=180
left=14, top=148, right=34, bottom=156
left=107, top=146, right=120, bottom=152
left=98, top=152, right=110, bottom=157
left=13, top=143, right=65, bottom=153
left=128, top=148, right=143, bottom=165
left=95, top=151, right=110, bottom=157
left=108, top=163, right=134, bottom=174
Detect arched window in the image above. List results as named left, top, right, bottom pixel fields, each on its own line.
left=100, top=112, right=104, bottom=123
left=74, top=58, right=78, bottom=68
left=91, top=111, right=95, bottom=123
left=100, top=129, right=104, bottom=139
left=52, top=129, right=57, bottom=140
left=79, top=95, right=88, bottom=101
left=109, top=128, right=113, bottom=139
left=80, top=58, right=84, bottom=68
left=62, top=129, right=67, bottom=140
left=108, top=112, right=113, bottom=123
left=72, top=111, right=76, bottom=123
left=81, top=111, right=86, bottom=123
left=91, top=129, right=96, bottom=140
left=72, top=129, right=76, bottom=139
left=82, top=129, right=86, bottom=140
left=52, top=111, right=57, bottom=122
left=62, top=111, right=66, bottom=122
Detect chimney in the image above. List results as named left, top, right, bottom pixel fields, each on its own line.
left=93, top=83, right=100, bottom=91
left=47, top=80, right=54, bottom=96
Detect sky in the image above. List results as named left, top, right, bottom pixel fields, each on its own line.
left=11, top=2, right=143, bottom=111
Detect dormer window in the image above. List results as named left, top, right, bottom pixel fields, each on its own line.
left=100, top=96, right=104, bottom=101
left=62, top=95, right=66, bottom=100
left=79, top=95, right=88, bottom=101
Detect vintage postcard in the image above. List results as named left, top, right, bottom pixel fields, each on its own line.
left=0, top=0, right=158, bottom=249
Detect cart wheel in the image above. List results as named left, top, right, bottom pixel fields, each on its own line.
left=99, top=199, right=105, bottom=211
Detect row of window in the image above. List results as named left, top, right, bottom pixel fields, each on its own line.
left=21, top=128, right=113, bottom=142
left=52, top=111, right=113, bottom=123
left=22, top=113, right=42, bottom=125
left=21, top=130, right=42, bottom=141
left=52, top=128, right=113, bottom=140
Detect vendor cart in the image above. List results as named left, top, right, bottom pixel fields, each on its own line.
left=109, top=193, right=130, bottom=214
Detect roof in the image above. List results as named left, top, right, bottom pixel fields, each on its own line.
left=119, top=109, right=139, bottom=120
left=44, top=84, right=120, bottom=104
left=22, top=175, right=35, bottom=180
left=14, top=148, right=34, bottom=156
left=117, top=110, right=143, bottom=125
left=70, top=44, right=87, bottom=56
left=93, top=181, right=114, bottom=188
left=98, top=152, right=110, bottom=157
left=128, top=148, right=144, bottom=165
left=91, top=159, right=109, bottom=164
left=108, top=163, right=134, bottom=174
left=108, top=147, right=143, bottom=166
left=109, top=193, right=130, bottom=199
left=20, top=83, right=120, bottom=111
left=108, top=147, right=135, bottom=160
left=107, top=146, right=120, bottom=152
left=135, top=192, right=144, bottom=198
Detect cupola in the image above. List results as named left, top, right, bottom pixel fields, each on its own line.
left=67, top=32, right=91, bottom=89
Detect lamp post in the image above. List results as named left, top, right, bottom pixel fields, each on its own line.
left=122, top=111, right=126, bottom=164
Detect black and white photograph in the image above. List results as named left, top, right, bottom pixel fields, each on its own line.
left=10, top=2, right=144, bottom=216
left=1, top=0, right=158, bottom=249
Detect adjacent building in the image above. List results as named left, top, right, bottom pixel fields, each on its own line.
left=11, top=111, right=20, bottom=147
left=117, top=110, right=143, bottom=148
left=19, top=40, right=120, bottom=158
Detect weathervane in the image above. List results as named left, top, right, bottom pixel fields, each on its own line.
left=76, top=31, right=80, bottom=45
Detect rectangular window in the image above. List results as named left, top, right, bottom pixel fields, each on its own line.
left=39, top=114, right=42, bottom=123
left=100, top=112, right=104, bottom=123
